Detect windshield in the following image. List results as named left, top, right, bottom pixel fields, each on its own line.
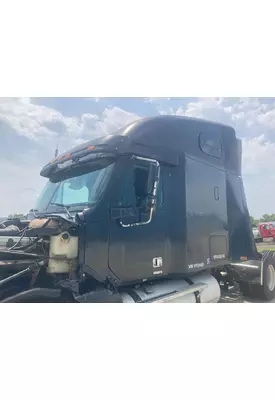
left=35, top=161, right=115, bottom=213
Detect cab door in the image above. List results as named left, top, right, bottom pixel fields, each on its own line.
left=108, top=159, right=170, bottom=284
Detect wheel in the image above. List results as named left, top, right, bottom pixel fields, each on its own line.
left=258, top=259, right=275, bottom=301
left=240, top=252, right=275, bottom=301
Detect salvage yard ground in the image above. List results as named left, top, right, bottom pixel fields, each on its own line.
left=256, top=241, right=275, bottom=253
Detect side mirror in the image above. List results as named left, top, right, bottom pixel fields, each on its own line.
left=120, top=156, right=160, bottom=228
left=145, top=162, right=160, bottom=209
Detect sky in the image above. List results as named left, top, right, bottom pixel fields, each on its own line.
left=0, top=97, right=275, bottom=218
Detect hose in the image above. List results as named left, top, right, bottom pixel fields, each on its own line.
left=0, top=261, right=44, bottom=288
left=8, top=219, right=51, bottom=252
left=8, top=227, right=28, bottom=250
left=10, top=237, right=41, bottom=252
left=1, top=287, right=62, bottom=303
left=0, top=268, right=33, bottom=288
left=0, top=219, right=27, bottom=235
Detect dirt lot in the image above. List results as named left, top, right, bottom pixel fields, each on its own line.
left=257, top=241, right=275, bottom=251
left=220, top=289, right=275, bottom=303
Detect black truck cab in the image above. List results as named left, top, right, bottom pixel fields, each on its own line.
left=36, top=115, right=257, bottom=287
left=2, top=115, right=271, bottom=303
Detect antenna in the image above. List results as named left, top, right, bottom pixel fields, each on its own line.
left=54, top=144, right=59, bottom=158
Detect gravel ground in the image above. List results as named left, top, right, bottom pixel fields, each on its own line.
left=220, top=285, right=275, bottom=303
left=220, top=291, right=275, bottom=303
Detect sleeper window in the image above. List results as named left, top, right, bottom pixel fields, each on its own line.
left=199, top=131, right=222, bottom=159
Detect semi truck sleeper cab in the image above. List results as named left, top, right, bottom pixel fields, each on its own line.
left=0, top=115, right=274, bottom=303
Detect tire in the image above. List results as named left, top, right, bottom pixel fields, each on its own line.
left=240, top=252, right=275, bottom=301
left=258, top=253, right=275, bottom=301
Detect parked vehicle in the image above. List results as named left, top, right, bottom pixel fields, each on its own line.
left=258, top=222, right=275, bottom=241
left=0, top=115, right=274, bottom=303
left=252, top=227, right=263, bottom=243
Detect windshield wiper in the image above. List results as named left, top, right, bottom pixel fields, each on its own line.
left=49, top=202, right=73, bottom=220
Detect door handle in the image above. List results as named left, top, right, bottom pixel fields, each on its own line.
left=214, top=186, right=219, bottom=201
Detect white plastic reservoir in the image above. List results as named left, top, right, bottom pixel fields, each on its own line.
left=48, top=232, right=79, bottom=274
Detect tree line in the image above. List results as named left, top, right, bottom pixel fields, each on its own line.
left=8, top=213, right=25, bottom=220
left=250, top=214, right=275, bottom=228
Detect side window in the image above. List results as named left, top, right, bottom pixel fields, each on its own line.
left=114, top=164, right=164, bottom=209
left=199, top=131, right=222, bottom=159
left=114, top=167, right=136, bottom=207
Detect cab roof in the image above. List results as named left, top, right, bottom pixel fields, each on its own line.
left=41, top=115, right=241, bottom=178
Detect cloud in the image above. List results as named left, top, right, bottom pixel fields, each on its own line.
left=242, top=135, right=275, bottom=175
left=0, top=97, right=81, bottom=142
left=1, top=97, right=275, bottom=218
left=161, top=97, right=275, bottom=140
left=0, top=99, right=139, bottom=155
left=80, top=106, right=138, bottom=139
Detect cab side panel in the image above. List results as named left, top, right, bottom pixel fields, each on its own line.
left=226, top=172, right=258, bottom=261
left=185, top=157, right=229, bottom=273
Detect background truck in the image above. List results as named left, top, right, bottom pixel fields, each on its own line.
left=0, top=115, right=274, bottom=303
left=258, top=222, right=275, bottom=241
left=251, top=222, right=275, bottom=243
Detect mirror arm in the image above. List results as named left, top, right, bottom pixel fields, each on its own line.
left=120, top=205, right=155, bottom=228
